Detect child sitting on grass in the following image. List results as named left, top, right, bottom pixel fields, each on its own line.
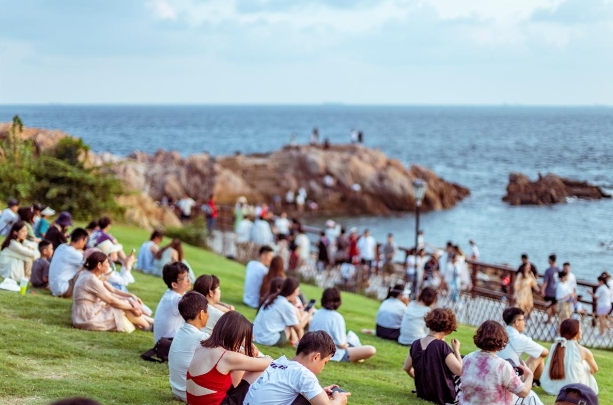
left=30, top=240, right=53, bottom=288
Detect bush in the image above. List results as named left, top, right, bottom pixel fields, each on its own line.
left=164, top=217, right=209, bottom=249
left=0, top=116, right=124, bottom=219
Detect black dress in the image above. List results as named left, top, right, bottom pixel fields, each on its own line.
left=409, top=338, right=457, bottom=405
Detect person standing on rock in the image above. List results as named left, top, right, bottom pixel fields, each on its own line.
left=176, top=194, right=196, bottom=222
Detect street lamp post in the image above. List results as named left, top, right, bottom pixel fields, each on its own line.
left=412, top=179, right=427, bottom=299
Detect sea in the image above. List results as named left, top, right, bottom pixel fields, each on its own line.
left=2, top=104, right=613, bottom=281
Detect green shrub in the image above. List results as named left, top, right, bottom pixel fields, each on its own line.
left=164, top=217, right=209, bottom=249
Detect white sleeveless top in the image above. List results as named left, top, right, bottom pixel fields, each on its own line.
left=540, top=338, right=598, bottom=395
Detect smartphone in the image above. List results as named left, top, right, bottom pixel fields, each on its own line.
left=130, top=248, right=136, bottom=254
left=304, top=299, right=316, bottom=311
left=332, top=387, right=347, bottom=394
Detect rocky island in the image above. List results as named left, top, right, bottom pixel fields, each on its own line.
left=3, top=124, right=470, bottom=228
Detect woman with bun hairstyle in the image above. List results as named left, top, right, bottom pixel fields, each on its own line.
left=72, top=251, right=153, bottom=332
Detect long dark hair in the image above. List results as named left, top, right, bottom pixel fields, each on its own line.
left=260, top=256, right=286, bottom=298
left=259, top=277, right=285, bottom=307
left=1, top=221, right=27, bottom=250
left=549, top=319, right=581, bottom=380
left=262, top=277, right=299, bottom=309
left=200, top=311, right=254, bottom=357
left=18, top=207, right=35, bottom=224
left=155, top=238, right=184, bottom=261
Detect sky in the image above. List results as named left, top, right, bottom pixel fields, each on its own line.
left=1, top=0, right=612, bottom=105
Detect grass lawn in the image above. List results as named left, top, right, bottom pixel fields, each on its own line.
left=1, top=224, right=612, bottom=405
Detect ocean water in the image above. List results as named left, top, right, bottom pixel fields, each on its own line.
left=2, top=104, right=613, bottom=281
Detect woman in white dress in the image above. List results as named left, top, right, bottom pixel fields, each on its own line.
left=540, top=318, right=599, bottom=395
left=0, top=221, right=40, bottom=282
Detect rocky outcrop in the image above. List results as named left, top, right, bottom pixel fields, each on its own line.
left=101, top=144, right=470, bottom=215
left=0, top=123, right=68, bottom=152
left=502, top=173, right=611, bottom=205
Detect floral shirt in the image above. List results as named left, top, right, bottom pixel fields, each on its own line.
left=459, top=351, right=524, bottom=405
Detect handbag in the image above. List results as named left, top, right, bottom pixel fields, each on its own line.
left=141, top=337, right=173, bottom=363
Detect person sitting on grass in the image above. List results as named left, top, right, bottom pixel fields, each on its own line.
left=398, top=287, right=437, bottom=346
left=42, top=211, right=73, bottom=250
left=243, top=245, right=274, bottom=309
left=34, top=206, right=55, bottom=239
left=136, top=230, right=162, bottom=274
left=259, top=255, right=286, bottom=305
left=18, top=206, right=40, bottom=243
left=72, top=251, right=153, bottom=332
left=152, top=238, right=194, bottom=281
left=403, top=308, right=462, bottom=405
left=497, top=307, right=549, bottom=387
left=459, top=320, right=534, bottom=405
left=193, top=274, right=235, bottom=336
left=375, top=284, right=408, bottom=340
left=186, top=311, right=273, bottom=405
left=153, top=262, right=192, bottom=344
left=169, top=291, right=210, bottom=402
left=309, top=287, right=376, bottom=363
left=0, top=221, right=40, bottom=283
left=30, top=240, right=54, bottom=289
left=48, top=228, right=88, bottom=298
left=253, top=277, right=313, bottom=347
left=540, top=318, right=599, bottom=395
left=244, top=331, right=351, bottom=405
left=96, top=240, right=136, bottom=293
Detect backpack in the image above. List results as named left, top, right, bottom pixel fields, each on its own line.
left=140, top=337, right=173, bottom=363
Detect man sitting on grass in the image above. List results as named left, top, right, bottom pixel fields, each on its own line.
left=153, top=262, right=192, bottom=344
left=497, top=307, right=549, bottom=387
left=244, top=331, right=350, bottom=405
left=243, top=246, right=274, bottom=309
left=168, top=291, right=210, bottom=402
left=136, top=230, right=162, bottom=273
left=30, top=240, right=53, bottom=289
left=48, top=228, right=88, bottom=298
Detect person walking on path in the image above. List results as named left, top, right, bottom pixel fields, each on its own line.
left=541, top=254, right=559, bottom=323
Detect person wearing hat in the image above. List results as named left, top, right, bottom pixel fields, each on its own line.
left=45, top=212, right=73, bottom=250
left=96, top=240, right=137, bottom=293
left=34, top=206, right=56, bottom=239
left=555, top=383, right=598, bottom=405
left=0, top=199, right=19, bottom=237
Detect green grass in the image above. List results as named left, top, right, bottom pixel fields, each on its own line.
left=1, top=224, right=612, bottom=404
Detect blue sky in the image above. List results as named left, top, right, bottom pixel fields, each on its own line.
left=1, top=0, right=612, bottom=105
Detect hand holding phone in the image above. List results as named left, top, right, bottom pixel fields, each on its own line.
left=331, top=387, right=347, bottom=394
left=304, top=299, right=316, bottom=312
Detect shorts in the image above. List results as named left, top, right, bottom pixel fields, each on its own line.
left=340, top=349, right=350, bottom=362
left=544, top=296, right=557, bottom=305
left=597, top=305, right=612, bottom=316
left=275, top=331, right=288, bottom=347
left=220, top=379, right=251, bottom=405
left=376, top=324, right=400, bottom=341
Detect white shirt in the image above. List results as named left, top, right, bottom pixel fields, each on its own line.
left=556, top=281, right=572, bottom=302
left=309, top=309, right=347, bottom=361
left=136, top=240, right=157, bottom=272
left=201, top=305, right=224, bottom=336
left=567, top=272, right=577, bottom=293
left=471, top=244, right=480, bottom=260
left=398, top=302, right=431, bottom=345
left=176, top=198, right=196, bottom=216
left=253, top=296, right=299, bottom=346
left=595, top=285, right=612, bottom=310
left=497, top=325, right=546, bottom=365
left=168, top=323, right=209, bottom=402
left=250, top=219, right=274, bottom=246
left=236, top=219, right=254, bottom=243
left=244, top=355, right=323, bottom=405
left=0, top=208, right=18, bottom=236
left=295, top=234, right=311, bottom=261
left=375, top=297, right=406, bottom=329
left=48, top=244, right=84, bottom=297
left=153, top=289, right=184, bottom=343
left=243, top=260, right=268, bottom=308
left=274, top=218, right=290, bottom=235
left=285, top=191, right=295, bottom=203
left=356, top=235, right=376, bottom=261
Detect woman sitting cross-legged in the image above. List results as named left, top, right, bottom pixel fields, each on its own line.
left=253, top=277, right=313, bottom=346
left=186, top=311, right=272, bottom=405
left=459, top=320, right=534, bottom=405
left=72, top=251, right=153, bottom=332
left=310, top=287, right=376, bottom=363
left=193, top=274, right=235, bottom=335
left=403, top=308, right=462, bottom=405
left=540, top=318, right=599, bottom=395
left=0, top=221, right=40, bottom=283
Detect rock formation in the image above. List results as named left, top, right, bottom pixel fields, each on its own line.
left=502, top=173, right=611, bottom=205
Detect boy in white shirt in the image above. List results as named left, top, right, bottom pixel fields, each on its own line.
left=154, top=262, right=192, bottom=344
left=168, top=291, right=210, bottom=402
left=245, top=331, right=350, bottom=405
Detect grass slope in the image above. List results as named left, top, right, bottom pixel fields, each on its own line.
left=0, top=224, right=611, bottom=405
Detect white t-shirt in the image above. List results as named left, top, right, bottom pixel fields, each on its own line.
left=168, top=323, right=209, bottom=402
left=375, top=297, right=406, bottom=329
left=357, top=236, right=376, bottom=260
left=556, top=281, right=572, bottom=302
left=153, top=289, right=184, bottom=343
left=244, top=355, right=323, bottom=405
left=471, top=245, right=480, bottom=260
left=250, top=220, right=274, bottom=246
left=398, top=302, right=431, bottom=345
left=236, top=219, right=254, bottom=243
left=201, top=305, right=224, bottom=336
left=274, top=218, right=290, bottom=235
left=253, top=296, right=299, bottom=346
left=243, top=260, right=269, bottom=308
left=48, top=244, right=84, bottom=297
left=567, top=272, right=577, bottom=293
left=295, top=234, right=311, bottom=261
left=595, top=285, right=612, bottom=311
left=309, top=309, right=347, bottom=361
left=176, top=198, right=196, bottom=216
left=497, top=326, right=546, bottom=365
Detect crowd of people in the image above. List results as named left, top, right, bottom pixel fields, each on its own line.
left=0, top=198, right=605, bottom=405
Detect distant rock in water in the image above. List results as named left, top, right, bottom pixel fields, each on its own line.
left=502, top=173, right=611, bottom=206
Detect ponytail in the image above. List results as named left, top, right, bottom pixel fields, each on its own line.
left=548, top=341, right=566, bottom=380
left=261, top=277, right=299, bottom=310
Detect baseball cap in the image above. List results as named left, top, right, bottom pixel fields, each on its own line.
left=555, top=383, right=598, bottom=405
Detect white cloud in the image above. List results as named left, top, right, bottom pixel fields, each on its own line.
left=148, top=0, right=178, bottom=20
left=422, top=0, right=565, bottom=22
